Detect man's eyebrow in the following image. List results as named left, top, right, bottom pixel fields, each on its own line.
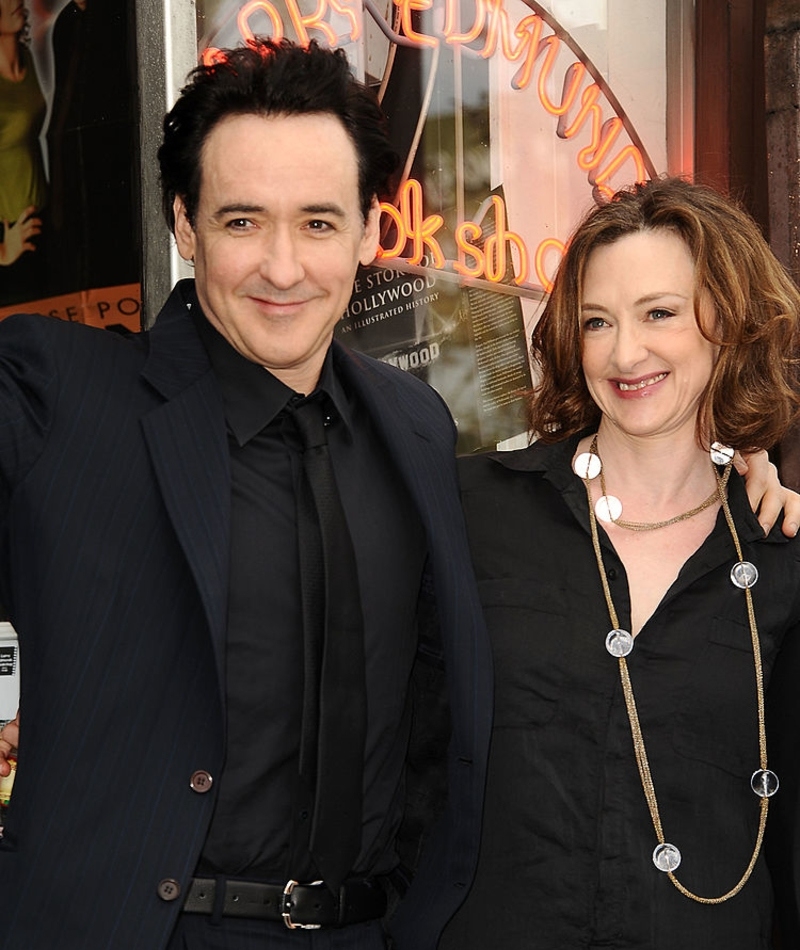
left=301, top=202, right=347, bottom=219
left=212, top=202, right=348, bottom=219
left=212, top=203, right=265, bottom=219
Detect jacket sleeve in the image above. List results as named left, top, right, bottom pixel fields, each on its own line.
left=0, top=314, right=59, bottom=513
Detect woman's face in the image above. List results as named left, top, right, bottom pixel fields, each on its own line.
left=0, top=0, right=25, bottom=37
left=579, top=228, right=718, bottom=444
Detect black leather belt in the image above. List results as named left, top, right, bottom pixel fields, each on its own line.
left=183, top=877, right=387, bottom=930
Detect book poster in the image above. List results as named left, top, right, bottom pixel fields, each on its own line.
left=0, top=0, right=140, bottom=331
left=338, top=189, right=533, bottom=455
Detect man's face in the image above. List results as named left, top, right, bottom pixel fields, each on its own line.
left=173, top=112, right=380, bottom=394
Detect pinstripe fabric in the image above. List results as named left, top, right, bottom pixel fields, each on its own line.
left=0, top=280, right=492, bottom=950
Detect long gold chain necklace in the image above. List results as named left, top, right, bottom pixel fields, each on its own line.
left=574, top=437, right=778, bottom=903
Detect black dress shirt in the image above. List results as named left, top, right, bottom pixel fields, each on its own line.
left=189, top=302, right=426, bottom=882
left=442, top=435, right=800, bottom=950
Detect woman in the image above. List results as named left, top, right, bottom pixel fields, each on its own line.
left=441, top=177, right=800, bottom=949
left=0, top=0, right=45, bottom=299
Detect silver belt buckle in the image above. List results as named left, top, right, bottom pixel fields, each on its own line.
left=282, top=879, right=324, bottom=930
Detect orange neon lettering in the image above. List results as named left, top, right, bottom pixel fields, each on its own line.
left=286, top=0, right=354, bottom=45
left=377, top=180, right=445, bottom=267
left=578, top=116, right=623, bottom=172
left=557, top=82, right=601, bottom=139
left=237, top=1, right=285, bottom=42
left=286, top=0, right=337, bottom=45
left=482, top=196, right=529, bottom=284
left=478, top=0, right=544, bottom=92
left=443, top=0, right=486, bottom=45
left=538, top=52, right=586, bottom=118
left=478, top=0, right=512, bottom=58
left=454, top=222, right=484, bottom=279
left=326, top=0, right=361, bottom=40
left=535, top=238, right=566, bottom=293
left=593, top=144, right=648, bottom=198
left=535, top=36, right=562, bottom=110
left=237, top=0, right=358, bottom=45
left=377, top=203, right=406, bottom=259
left=393, top=0, right=438, bottom=48
left=507, top=15, right=547, bottom=90
left=400, top=179, right=445, bottom=266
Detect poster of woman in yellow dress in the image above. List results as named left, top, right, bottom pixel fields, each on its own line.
left=0, top=0, right=141, bottom=330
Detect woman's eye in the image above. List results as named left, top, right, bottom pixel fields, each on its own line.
left=649, top=308, right=674, bottom=320
left=582, top=316, right=607, bottom=331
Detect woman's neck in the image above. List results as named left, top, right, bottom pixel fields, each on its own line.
left=586, top=422, right=718, bottom=517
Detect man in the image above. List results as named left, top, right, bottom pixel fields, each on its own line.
left=0, top=40, right=492, bottom=950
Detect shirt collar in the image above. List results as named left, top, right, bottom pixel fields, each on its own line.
left=484, top=432, right=784, bottom=547
left=188, top=288, right=353, bottom=445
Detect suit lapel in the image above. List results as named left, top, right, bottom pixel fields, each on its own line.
left=140, top=282, right=231, bottom=682
left=333, top=342, right=460, bottom=532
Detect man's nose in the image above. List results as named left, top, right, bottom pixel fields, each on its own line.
left=258, top=230, right=305, bottom=289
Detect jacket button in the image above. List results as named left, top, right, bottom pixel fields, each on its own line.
left=157, top=879, right=182, bottom=901
left=190, top=770, right=213, bottom=793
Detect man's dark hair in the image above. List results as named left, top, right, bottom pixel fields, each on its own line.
left=158, top=38, right=399, bottom=231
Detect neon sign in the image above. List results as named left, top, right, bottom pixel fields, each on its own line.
left=203, top=0, right=656, bottom=292
left=379, top=185, right=529, bottom=285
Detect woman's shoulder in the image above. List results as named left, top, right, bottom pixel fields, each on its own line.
left=457, top=437, right=576, bottom=489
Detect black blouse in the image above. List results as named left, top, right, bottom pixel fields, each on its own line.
left=441, top=436, right=800, bottom=950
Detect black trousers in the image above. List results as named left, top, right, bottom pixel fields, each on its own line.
left=166, top=914, right=389, bottom=950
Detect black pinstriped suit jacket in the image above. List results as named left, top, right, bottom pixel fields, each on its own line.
left=0, top=279, right=492, bottom=950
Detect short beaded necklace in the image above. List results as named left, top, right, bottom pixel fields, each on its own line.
left=573, top=437, right=779, bottom=903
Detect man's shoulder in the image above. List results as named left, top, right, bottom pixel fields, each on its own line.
left=0, top=313, right=148, bottom=384
left=0, top=311, right=144, bottom=350
left=333, top=341, right=447, bottom=405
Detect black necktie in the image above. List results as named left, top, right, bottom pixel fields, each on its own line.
left=291, top=396, right=367, bottom=892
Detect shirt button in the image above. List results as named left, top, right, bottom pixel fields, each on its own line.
left=157, top=879, right=182, bottom=901
left=607, top=568, right=618, bottom=580
left=190, top=770, right=213, bottom=793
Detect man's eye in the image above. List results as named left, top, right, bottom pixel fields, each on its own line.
left=226, top=218, right=253, bottom=230
left=307, top=220, right=333, bottom=232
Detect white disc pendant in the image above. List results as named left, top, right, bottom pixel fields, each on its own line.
left=653, top=842, right=681, bottom=873
left=710, top=442, right=735, bottom=466
left=573, top=451, right=601, bottom=480
left=751, top=769, right=779, bottom=798
left=730, top=561, right=759, bottom=589
left=605, top=629, right=634, bottom=657
left=595, top=494, right=622, bottom=523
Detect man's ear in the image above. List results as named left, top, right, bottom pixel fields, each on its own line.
left=173, top=196, right=196, bottom=262
left=358, top=197, right=382, bottom=267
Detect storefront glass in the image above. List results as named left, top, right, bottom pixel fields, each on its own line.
left=196, top=0, right=688, bottom=451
